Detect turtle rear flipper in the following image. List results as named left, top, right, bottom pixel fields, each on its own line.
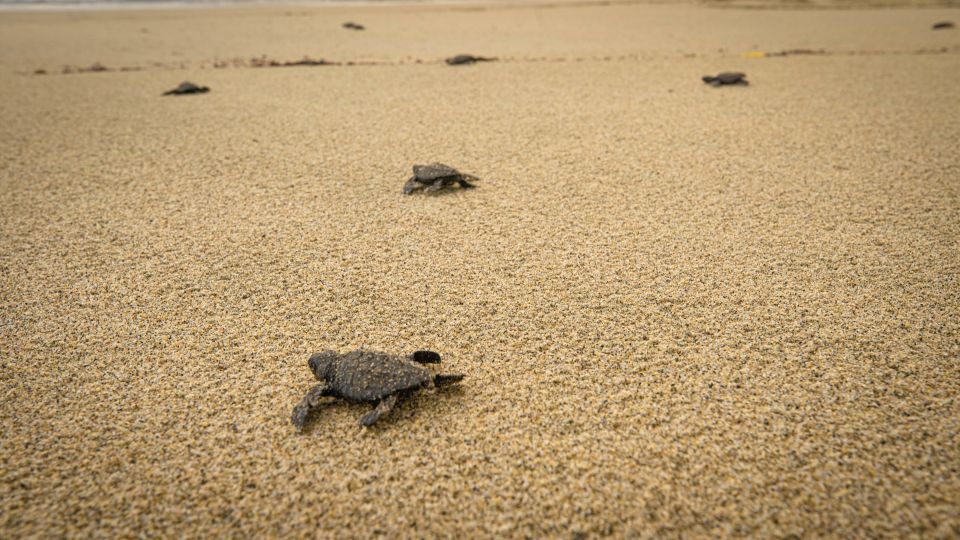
left=425, top=178, right=449, bottom=192
left=434, top=374, right=464, bottom=387
left=292, top=382, right=331, bottom=432
left=359, top=394, right=398, bottom=426
left=412, top=350, right=441, bottom=364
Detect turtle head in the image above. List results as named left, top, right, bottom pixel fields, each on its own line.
left=308, top=350, right=338, bottom=380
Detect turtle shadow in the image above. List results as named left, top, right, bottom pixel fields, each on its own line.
left=408, top=186, right=478, bottom=197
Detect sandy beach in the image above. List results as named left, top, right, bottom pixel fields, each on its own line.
left=2, top=0, right=959, bottom=537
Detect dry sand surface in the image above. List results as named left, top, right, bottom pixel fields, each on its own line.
left=2, top=0, right=960, bottom=537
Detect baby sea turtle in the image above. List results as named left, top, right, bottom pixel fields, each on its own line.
left=343, top=21, right=365, bottom=30
left=163, top=82, right=210, bottom=96
left=932, top=21, right=955, bottom=30
left=702, top=72, right=748, bottom=86
left=403, top=163, right=479, bottom=194
left=446, top=54, right=496, bottom=65
left=291, top=349, right=464, bottom=430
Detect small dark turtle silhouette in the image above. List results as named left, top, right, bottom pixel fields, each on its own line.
left=80, top=62, right=109, bottom=73
left=403, top=163, right=479, bottom=194
left=291, top=350, right=464, bottom=430
left=446, top=54, right=497, bottom=65
left=932, top=21, right=954, bottom=30
left=343, top=21, right=365, bottom=30
left=163, top=82, right=210, bottom=96
left=702, top=72, right=748, bottom=87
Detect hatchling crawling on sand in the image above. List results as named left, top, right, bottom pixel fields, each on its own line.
left=291, top=349, right=464, bottom=430
left=702, top=72, right=748, bottom=86
left=403, top=163, right=479, bottom=194
left=163, top=81, right=210, bottom=96
left=446, top=54, right=496, bottom=65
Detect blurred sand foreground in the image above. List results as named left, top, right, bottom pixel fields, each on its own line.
left=1, top=0, right=959, bottom=537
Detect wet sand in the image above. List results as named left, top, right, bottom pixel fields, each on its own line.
left=1, top=1, right=959, bottom=537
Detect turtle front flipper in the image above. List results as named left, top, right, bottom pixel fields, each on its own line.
left=403, top=177, right=421, bottom=194
left=359, top=393, right=398, bottom=427
left=291, top=382, right=331, bottom=432
left=456, top=175, right=477, bottom=189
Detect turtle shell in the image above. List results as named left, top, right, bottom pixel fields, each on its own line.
left=716, top=72, right=745, bottom=83
left=164, top=82, right=210, bottom=95
left=412, top=163, right=463, bottom=181
left=329, top=350, right=431, bottom=401
left=446, top=55, right=476, bottom=65
left=702, top=72, right=748, bottom=86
